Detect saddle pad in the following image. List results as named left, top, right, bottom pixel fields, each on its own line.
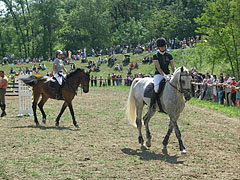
left=48, top=79, right=57, bottom=89
left=144, top=82, right=154, bottom=98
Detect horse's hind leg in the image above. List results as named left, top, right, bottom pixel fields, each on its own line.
left=136, top=103, right=145, bottom=150
left=38, top=95, right=48, bottom=124
left=143, top=108, right=156, bottom=148
left=32, top=91, right=40, bottom=126
left=56, top=102, right=67, bottom=127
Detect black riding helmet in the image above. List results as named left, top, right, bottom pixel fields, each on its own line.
left=156, top=37, right=166, bottom=47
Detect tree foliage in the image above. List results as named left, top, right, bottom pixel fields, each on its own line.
left=0, top=0, right=215, bottom=60
left=195, top=0, right=240, bottom=79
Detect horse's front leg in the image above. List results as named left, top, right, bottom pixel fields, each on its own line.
left=56, top=102, right=67, bottom=127
left=162, top=121, right=173, bottom=149
left=143, top=108, right=156, bottom=148
left=67, top=102, right=79, bottom=128
left=171, top=116, right=186, bottom=154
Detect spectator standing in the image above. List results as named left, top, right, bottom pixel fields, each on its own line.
left=223, top=73, right=232, bottom=105
left=218, top=73, right=225, bottom=104
left=99, top=76, right=103, bottom=87
left=0, top=71, right=8, bottom=117
left=229, top=77, right=237, bottom=106
left=94, top=76, right=97, bottom=87
left=90, top=75, right=94, bottom=87
left=212, top=74, right=219, bottom=102
left=236, top=81, right=240, bottom=106
left=107, top=74, right=111, bottom=86
left=205, top=74, right=213, bottom=100
left=112, top=73, right=116, bottom=86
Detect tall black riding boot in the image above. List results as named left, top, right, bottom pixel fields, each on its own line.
left=149, top=91, right=158, bottom=111
left=55, top=84, right=61, bottom=100
left=1, top=104, right=6, bottom=117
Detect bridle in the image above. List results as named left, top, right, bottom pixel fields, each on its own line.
left=168, top=72, right=192, bottom=94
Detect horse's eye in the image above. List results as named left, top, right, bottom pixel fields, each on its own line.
left=181, top=80, right=185, bottom=84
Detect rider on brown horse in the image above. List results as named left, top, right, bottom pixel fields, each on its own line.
left=53, top=50, right=68, bottom=99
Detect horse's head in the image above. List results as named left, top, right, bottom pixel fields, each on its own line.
left=80, top=69, right=91, bottom=93
left=67, top=68, right=90, bottom=93
left=179, top=66, right=192, bottom=101
left=172, top=66, right=192, bottom=101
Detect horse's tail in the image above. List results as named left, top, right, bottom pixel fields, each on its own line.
left=126, top=78, right=140, bottom=127
left=20, top=76, right=40, bottom=86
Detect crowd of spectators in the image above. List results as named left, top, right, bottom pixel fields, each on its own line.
left=191, top=69, right=240, bottom=107
left=3, top=36, right=239, bottom=108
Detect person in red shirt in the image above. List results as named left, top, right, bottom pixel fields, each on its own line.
left=0, top=71, right=8, bottom=117
left=229, top=77, right=237, bottom=106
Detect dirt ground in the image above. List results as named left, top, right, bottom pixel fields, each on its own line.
left=0, top=88, right=239, bottom=180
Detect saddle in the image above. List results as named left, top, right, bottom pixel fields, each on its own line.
left=144, top=80, right=166, bottom=113
left=48, top=76, right=66, bottom=89
left=48, top=78, right=59, bottom=89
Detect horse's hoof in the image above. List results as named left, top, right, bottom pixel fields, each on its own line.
left=74, top=124, right=79, bottom=128
left=141, top=145, right=147, bottom=151
left=162, top=147, right=168, bottom=155
left=56, top=122, right=59, bottom=127
left=146, top=140, right=151, bottom=148
left=181, top=149, right=187, bottom=154
left=42, top=118, right=46, bottom=124
left=35, top=123, right=40, bottom=127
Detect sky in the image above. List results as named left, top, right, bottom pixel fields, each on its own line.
left=0, top=2, right=6, bottom=12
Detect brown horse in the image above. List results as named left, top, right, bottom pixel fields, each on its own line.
left=20, top=68, right=90, bottom=128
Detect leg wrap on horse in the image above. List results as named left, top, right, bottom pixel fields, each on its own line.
left=1, top=104, right=6, bottom=117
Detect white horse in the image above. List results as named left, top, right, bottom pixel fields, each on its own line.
left=126, top=66, right=192, bottom=154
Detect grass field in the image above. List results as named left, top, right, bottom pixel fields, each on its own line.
left=0, top=88, right=239, bottom=179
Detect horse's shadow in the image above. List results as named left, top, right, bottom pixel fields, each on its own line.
left=12, top=125, right=80, bottom=131
left=121, top=148, right=184, bottom=164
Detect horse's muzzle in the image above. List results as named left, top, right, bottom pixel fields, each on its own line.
left=184, top=93, right=191, bottom=101
left=83, top=89, right=89, bottom=93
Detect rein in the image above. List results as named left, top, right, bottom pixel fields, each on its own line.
left=168, top=72, right=191, bottom=94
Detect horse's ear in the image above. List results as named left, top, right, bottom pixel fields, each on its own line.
left=181, top=66, right=184, bottom=72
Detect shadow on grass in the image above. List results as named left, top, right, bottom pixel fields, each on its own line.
left=12, top=125, right=80, bottom=131
left=121, top=148, right=184, bottom=164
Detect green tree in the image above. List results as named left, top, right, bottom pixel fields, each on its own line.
left=195, top=0, right=240, bottom=79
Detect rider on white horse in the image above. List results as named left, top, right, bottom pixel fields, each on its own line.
left=150, top=37, right=176, bottom=111
left=53, top=50, right=68, bottom=99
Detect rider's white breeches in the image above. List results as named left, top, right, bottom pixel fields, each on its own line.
left=154, top=74, right=164, bottom=93
left=54, top=73, right=65, bottom=85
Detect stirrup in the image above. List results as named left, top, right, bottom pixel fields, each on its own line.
left=150, top=104, right=156, bottom=112
left=55, top=94, right=61, bottom=100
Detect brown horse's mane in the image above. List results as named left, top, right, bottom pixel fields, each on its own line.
left=66, top=68, right=85, bottom=79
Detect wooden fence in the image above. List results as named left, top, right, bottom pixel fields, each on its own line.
left=191, top=82, right=240, bottom=106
